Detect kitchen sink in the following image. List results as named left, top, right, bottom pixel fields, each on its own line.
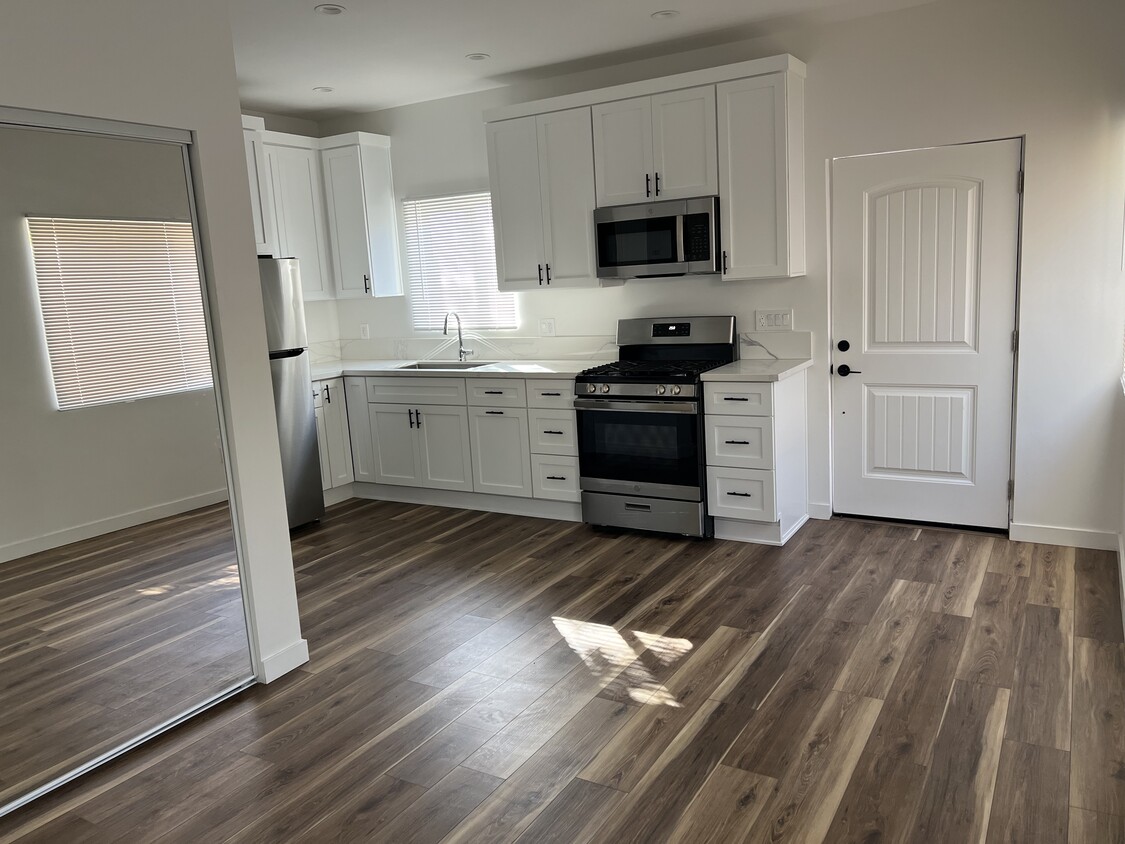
left=396, top=360, right=497, bottom=370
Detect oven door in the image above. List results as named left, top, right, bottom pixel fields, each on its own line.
left=575, top=398, right=704, bottom=500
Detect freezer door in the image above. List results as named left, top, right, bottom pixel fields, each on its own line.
left=259, top=257, right=308, bottom=353
left=269, top=351, right=324, bottom=528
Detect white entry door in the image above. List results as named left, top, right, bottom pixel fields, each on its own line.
left=831, top=139, right=1021, bottom=529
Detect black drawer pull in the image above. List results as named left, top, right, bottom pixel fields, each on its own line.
left=484, top=390, right=503, bottom=395
left=723, top=396, right=749, bottom=402
left=546, top=475, right=567, bottom=481
left=726, top=491, right=754, bottom=497
left=541, top=392, right=561, bottom=396
left=543, top=430, right=564, bottom=435
left=725, top=440, right=751, bottom=445
left=486, top=410, right=504, bottom=415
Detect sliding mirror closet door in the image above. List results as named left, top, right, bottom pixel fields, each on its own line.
left=0, top=123, right=253, bottom=814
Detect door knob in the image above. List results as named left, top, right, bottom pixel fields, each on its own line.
left=837, top=364, right=861, bottom=377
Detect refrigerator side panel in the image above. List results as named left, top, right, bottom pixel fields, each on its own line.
left=269, top=352, right=324, bottom=527
left=259, top=257, right=309, bottom=352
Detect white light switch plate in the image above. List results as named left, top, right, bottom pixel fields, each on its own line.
left=359, top=323, right=370, bottom=339
left=755, top=309, right=793, bottom=331
left=539, top=318, right=557, bottom=337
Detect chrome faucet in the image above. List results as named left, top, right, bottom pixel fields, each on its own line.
left=443, top=312, right=473, bottom=362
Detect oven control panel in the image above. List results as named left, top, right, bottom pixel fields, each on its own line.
left=652, top=322, right=691, bottom=338
left=581, top=382, right=694, bottom=398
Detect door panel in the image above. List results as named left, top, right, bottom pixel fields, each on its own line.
left=468, top=407, right=533, bottom=497
left=651, top=86, right=718, bottom=200
left=537, top=108, right=597, bottom=287
left=592, top=97, right=653, bottom=206
left=832, top=140, right=1020, bottom=529
left=487, top=117, right=544, bottom=290
left=370, top=403, right=420, bottom=486
left=415, top=404, right=473, bottom=492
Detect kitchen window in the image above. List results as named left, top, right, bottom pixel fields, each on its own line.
left=402, top=191, right=517, bottom=331
left=27, top=216, right=212, bottom=410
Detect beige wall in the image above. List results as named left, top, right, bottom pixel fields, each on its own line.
left=323, top=0, right=1125, bottom=547
left=0, top=0, right=307, bottom=681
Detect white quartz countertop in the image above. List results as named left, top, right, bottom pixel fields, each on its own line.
left=310, top=359, right=599, bottom=381
left=701, top=358, right=814, bottom=382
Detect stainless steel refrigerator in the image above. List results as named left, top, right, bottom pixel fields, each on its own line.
left=259, top=257, right=324, bottom=528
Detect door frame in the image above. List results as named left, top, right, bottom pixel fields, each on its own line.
left=826, top=136, right=1026, bottom=529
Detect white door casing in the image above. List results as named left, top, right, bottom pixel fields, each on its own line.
left=831, top=139, right=1021, bottom=529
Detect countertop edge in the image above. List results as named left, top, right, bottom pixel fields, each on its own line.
left=700, top=358, right=814, bottom=382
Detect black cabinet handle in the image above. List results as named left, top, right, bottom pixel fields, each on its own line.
left=722, top=251, right=728, bottom=274
left=546, top=475, right=567, bottom=481
left=543, top=430, right=564, bottom=435
left=324, top=383, right=331, bottom=403
left=486, top=410, right=504, bottom=415
left=727, top=491, right=754, bottom=497
left=725, top=440, right=750, bottom=445
left=408, top=409, right=414, bottom=428
left=837, top=364, right=862, bottom=377
left=541, top=392, right=561, bottom=397
left=415, top=409, right=422, bottom=427
left=645, top=173, right=651, bottom=197
left=363, top=274, right=371, bottom=293
left=538, top=264, right=543, bottom=285
left=655, top=172, right=661, bottom=196
left=723, top=396, right=749, bottom=402
left=545, top=263, right=552, bottom=284
left=484, top=390, right=503, bottom=395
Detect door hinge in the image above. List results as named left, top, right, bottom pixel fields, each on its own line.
left=1017, top=169, right=1024, bottom=195
left=1011, top=330, right=1019, bottom=353
left=1008, top=479, right=1015, bottom=500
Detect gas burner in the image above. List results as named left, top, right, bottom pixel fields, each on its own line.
left=578, top=359, right=728, bottom=381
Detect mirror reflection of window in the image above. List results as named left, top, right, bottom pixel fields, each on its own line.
left=0, top=124, right=253, bottom=815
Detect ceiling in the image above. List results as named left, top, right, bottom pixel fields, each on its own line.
left=228, top=0, right=935, bottom=120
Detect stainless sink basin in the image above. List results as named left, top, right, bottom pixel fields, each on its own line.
left=396, top=360, right=497, bottom=370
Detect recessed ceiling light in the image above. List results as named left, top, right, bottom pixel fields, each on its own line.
left=651, top=9, right=680, bottom=19
left=465, top=53, right=491, bottom=61
left=312, top=86, right=335, bottom=93
left=314, top=4, right=346, bottom=15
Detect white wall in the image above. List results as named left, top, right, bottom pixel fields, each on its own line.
left=321, top=0, right=1125, bottom=548
left=0, top=0, right=307, bottom=681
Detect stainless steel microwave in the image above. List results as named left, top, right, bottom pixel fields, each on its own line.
left=594, top=196, right=720, bottom=279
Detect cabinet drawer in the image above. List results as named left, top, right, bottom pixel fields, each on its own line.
left=467, top=378, right=526, bottom=408
left=531, top=455, right=580, bottom=502
left=366, top=376, right=466, bottom=405
left=704, top=383, right=773, bottom=417
left=527, top=379, right=575, bottom=409
left=528, top=408, right=577, bottom=456
left=708, top=467, right=777, bottom=522
left=706, top=415, right=774, bottom=470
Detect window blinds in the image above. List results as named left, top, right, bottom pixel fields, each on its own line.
left=402, top=192, right=517, bottom=331
left=27, top=217, right=213, bottom=410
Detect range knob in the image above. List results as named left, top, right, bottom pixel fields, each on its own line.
left=601, top=384, right=611, bottom=394
left=656, top=385, right=667, bottom=395
left=671, top=385, right=682, bottom=395
left=586, top=383, right=597, bottom=394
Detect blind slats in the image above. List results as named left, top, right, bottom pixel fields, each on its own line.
left=27, top=217, right=213, bottom=410
left=403, top=192, right=517, bottom=331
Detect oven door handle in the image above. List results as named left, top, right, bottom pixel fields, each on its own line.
left=573, top=398, right=698, bottom=414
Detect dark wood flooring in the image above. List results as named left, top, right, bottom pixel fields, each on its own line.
left=0, top=504, right=252, bottom=811
left=1, top=498, right=1123, bottom=842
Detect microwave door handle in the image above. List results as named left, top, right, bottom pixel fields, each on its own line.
left=676, top=213, right=686, bottom=263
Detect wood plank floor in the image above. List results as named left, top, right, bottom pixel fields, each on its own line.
left=0, top=504, right=252, bottom=811
left=1, top=498, right=1123, bottom=843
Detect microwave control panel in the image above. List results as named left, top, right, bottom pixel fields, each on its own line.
left=682, top=213, right=712, bottom=262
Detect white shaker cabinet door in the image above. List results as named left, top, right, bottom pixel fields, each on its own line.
left=314, top=404, right=332, bottom=491
left=344, top=377, right=376, bottom=483
left=651, top=86, right=718, bottom=201
left=468, top=407, right=533, bottom=497
left=592, top=97, right=654, bottom=207
left=370, top=403, right=420, bottom=487
left=415, top=405, right=474, bottom=492
left=536, top=108, right=597, bottom=288
left=321, top=145, right=373, bottom=298
left=321, top=378, right=354, bottom=486
left=265, top=143, right=334, bottom=298
left=243, top=127, right=277, bottom=256
left=487, top=117, right=546, bottom=291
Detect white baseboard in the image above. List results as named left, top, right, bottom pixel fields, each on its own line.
left=352, top=482, right=582, bottom=522
left=256, top=638, right=309, bottom=683
left=807, top=502, right=833, bottom=520
left=0, top=489, right=230, bottom=564
left=1009, top=522, right=1118, bottom=551
left=323, top=484, right=355, bottom=506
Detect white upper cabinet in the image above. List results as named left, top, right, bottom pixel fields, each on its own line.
left=263, top=137, right=334, bottom=299
left=242, top=116, right=277, bottom=257
left=321, top=134, right=403, bottom=299
left=592, top=86, right=718, bottom=207
left=487, top=107, right=598, bottom=291
left=717, top=73, right=806, bottom=279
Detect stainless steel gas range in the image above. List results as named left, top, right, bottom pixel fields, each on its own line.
left=574, top=316, right=738, bottom=538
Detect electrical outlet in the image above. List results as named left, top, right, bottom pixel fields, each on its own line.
left=538, top=318, right=557, bottom=337
left=359, top=323, right=370, bottom=340
left=755, top=309, right=793, bottom=331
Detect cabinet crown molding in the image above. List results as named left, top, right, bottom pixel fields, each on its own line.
left=483, top=53, right=806, bottom=124
left=256, top=128, right=391, bottom=149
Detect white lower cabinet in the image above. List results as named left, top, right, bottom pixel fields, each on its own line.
left=370, top=402, right=473, bottom=492
left=468, top=407, right=533, bottom=497
left=527, top=389, right=579, bottom=503
left=314, top=378, right=354, bottom=492
left=704, top=373, right=807, bottom=544
left=531, top=455, right=580, bottom=502
left=344, top=377, right=376, bottom=483
left=370, top=404, right=422, bottom=486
